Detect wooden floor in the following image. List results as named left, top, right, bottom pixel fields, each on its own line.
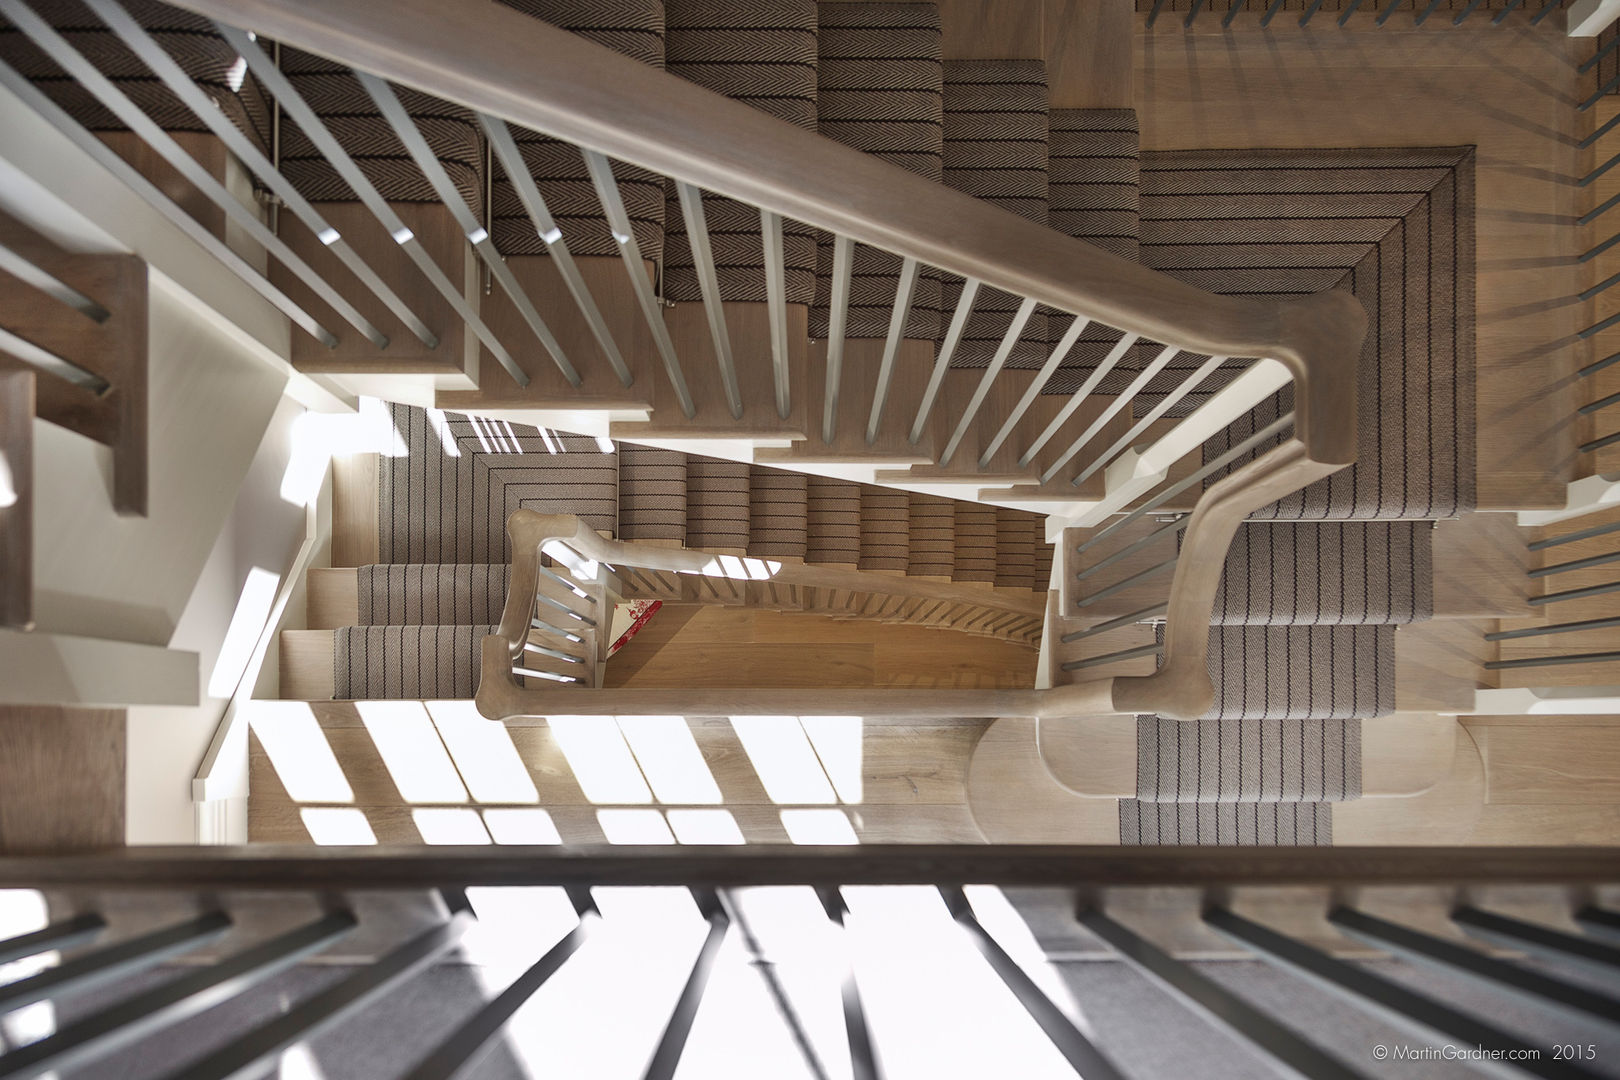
left=249, top=703, right=989, bottom=845
left=1137, top=19, right=1584, bottom=510
left=248, top=10, right=1620, bottom=851
left=605, top=605, right=1038, bottom=690
left=0, top=706, right=124, bottom=853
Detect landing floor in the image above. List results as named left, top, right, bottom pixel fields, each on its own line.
left=1138, top=19, right=1585, bottom=509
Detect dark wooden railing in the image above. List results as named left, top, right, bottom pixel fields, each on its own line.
left=0, top=847, right=1616, bottom=1080
left=0, top=848, right=1613, bottom=1080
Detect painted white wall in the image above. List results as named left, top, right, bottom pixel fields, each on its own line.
left=27, top=277, right=290, bottom=649
left=124, top=395, right=307, bottom=845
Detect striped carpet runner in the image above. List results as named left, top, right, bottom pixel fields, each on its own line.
left=43, top=0, right=1464, bottom=850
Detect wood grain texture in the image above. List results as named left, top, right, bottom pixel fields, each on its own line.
left=1046, top=0, right=1134, bottom=108
left=1395, top=618, right=1495, bottom=712
left=0, top=208, right=148, bottom=515
left=330, top=453, right=378, bottom=568
left=438, top=256, right=660, bottom=411
left=938, top=0, right=1044, bottom=59
left=248, top=705, right=989, bottom=844
left=0, top=371, right=32, bottom=629
left=965, top=717, right=1123, bottom=842
left=613, top=302, right=810, bottom=441
left=1580, top=96, right=1620, bottom=479
left=1494, top=504, right=1620, bottom=686
left=1472, top=723, right=1620, bottom=804
left=1136, top=23, right=1582, bottom=510
left=279, top=629, right=336, bottom=699
left=177, top=0, right=1366, bottom=470
left=603, top=606, right=1039, bottom=690
left=306, top=568, right=360, bottom=629
left=1332, top=725, right=1486, bottom=846
left=0, top=706, right=124, bottom=854
left=1432, top=514, right=1532, bottom=618
left=276, top=201, right=469, bottom=376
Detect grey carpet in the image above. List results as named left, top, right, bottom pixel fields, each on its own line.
left=1119, top=800, right=1334, bottom=846
left=907, top=491, right=955, bottom=578
left=377, top=404, right=617, bottom=564
left=939, top=59, right=1049, bottom=368
left=334, top=624, right=493, bottom=699
left=804, top=474, right=862, bottom=565
left=0, top=0, right=273, bottom=153
left=684, top=455, right=752, bottom=551
left=1046, top=108, right=1141, bottom=392
left=356, top=564, right=511, bottom=627
left=1142, top=146, right=1476, bottom=519
left=662, top=0, right=818, bottom=304
left=1200, top=521, right=1433, bottom=625
left=809, top=1, right=944, bottom=340
left=1197, top=624, right=1395, bottom=721
left=617, top=443, right=689, bottom=544
left=750, top=465, right=810, bottom=558
left=490, top=0, right=666, bottom=260
left=277, top=48, right=486, bottom=216
left=608, top=445, right=1052, bottom=585
left=1132, top=715, right=1362, bottom=803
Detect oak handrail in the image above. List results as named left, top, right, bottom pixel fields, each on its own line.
left=172, top=0, right=1364, bottom=469
left=480, top=510, right=1051, bottom=717
left=167, top=0, right=1368, bottom=721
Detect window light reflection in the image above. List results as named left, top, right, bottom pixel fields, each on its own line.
left=548, top=716, right=651, bottom=803
left=730, top=717, right=837, bottom=804
left=250, top=702, right=354, bottom=803
left=616, top=715, right=722, bottom=804
left=356, top=701, right=468, bottom=804
left=427, top=701, right=539, bottom=803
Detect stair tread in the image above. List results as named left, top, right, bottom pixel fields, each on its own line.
left=490, top=0, right=666, bottom=259
left=663, top=0, right=818, bottom=304
left=748, top=464, right=810, bottom=559
left=810, top=0, right=944, bottom=340
left=939, top=58, right=1050, bottom=370
left=684, top=454, right=753, bottom=551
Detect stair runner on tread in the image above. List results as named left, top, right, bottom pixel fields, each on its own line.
left=1203, top=521, right=1433, bottom=625
left=1125, top=707, right=1363, bottom=847
left=0, top=0, right=274, bottom=152
left=376, top=404, right=617, bottom=564
left=614, top=442, right=1051, bottom=584
left=1033, top=128, right=1466, bottom=849
left=23, top=0, right=1462, bottom=849
left=939, top=59, right=1048, bottom=368
left=1170, top=147, right=1477, bottom=517
left=810, top=1, right=944, bottom=340
left=341, top=404, right=1055, bottom=698
left=277, top=46, right=487, bottom=217
left=490, top=0, right=667, bottom=260
left=661, top=0, right=818, bottom=304
left=1046, top=108, right=1141, bottom=390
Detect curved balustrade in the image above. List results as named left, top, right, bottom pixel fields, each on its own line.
left=128, top=0, right=1365, bottom=719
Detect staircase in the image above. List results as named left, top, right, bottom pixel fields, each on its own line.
left=289, top=403, right=1056, bottom=700
left=9, top=0, right=1497, bottom=854
left=1017, top=138, right=1491, bottom=846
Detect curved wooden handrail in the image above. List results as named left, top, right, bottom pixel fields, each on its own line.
left=175, top=0, right=1363, bottom=468
left=482, top=510, right=1050, bottom=713
left=170, top=0, right=1369, bottom=721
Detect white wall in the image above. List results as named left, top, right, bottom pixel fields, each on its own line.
left=27, top=277, right=291, bottom=649
left=124, top=394, right=308, bottom=845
